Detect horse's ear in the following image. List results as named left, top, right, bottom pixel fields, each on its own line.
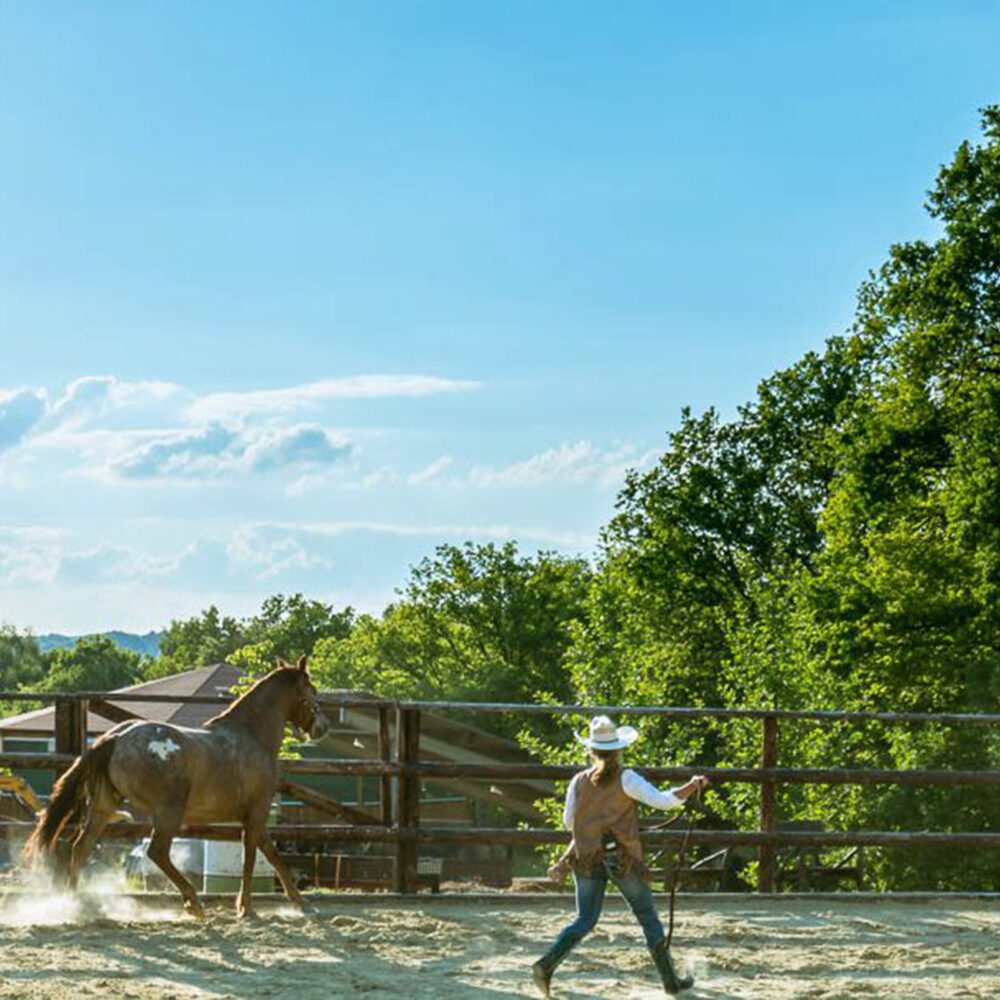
left=296, top=655, right=308, bottom=672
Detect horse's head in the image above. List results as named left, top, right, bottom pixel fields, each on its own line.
left=282, top=656, right=331, bottom=741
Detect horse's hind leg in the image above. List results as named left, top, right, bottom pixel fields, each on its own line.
left=68, top=797, right=117, bottom=890
left=147, top=814, right=204, bottom=919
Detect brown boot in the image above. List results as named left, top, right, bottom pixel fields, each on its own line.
left=650, top=939, right=694, bottom=995
left=531, top=959, right=553, bottom=997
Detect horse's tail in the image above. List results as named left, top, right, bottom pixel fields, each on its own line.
left=22, top=736, right=117, bottom=862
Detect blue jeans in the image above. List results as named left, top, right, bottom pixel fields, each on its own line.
left=540, top=855, right=665, bottom=969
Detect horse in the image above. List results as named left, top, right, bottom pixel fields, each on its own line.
left=24, top=656, right=330, bottom=919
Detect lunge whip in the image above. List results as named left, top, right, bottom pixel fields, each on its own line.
left=666, top=783, right=702, bottom=950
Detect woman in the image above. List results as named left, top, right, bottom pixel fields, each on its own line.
left=532, top=715, right=709, bottom=997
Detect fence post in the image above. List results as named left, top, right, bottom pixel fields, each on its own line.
left=757, top=713, right=778, bottom=893
left=378, top=706, right=393, bottom=826
left=394, top=707, right=420, bottom=893
left=53, top=697, right=87, bottom=773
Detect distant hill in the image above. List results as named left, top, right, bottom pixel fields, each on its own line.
left=37, top=631, right=164, bottom=658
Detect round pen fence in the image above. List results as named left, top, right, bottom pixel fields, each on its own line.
left=3, top=690, right=1000, bottom=893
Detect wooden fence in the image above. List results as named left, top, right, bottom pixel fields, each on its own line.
left=4, top=691, right=1000, bottom=893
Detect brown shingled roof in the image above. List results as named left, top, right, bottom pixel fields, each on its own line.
left=0, top=662, right=242, bottom=737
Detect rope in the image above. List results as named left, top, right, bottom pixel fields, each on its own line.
left=642, top=812, right=685, bottom=868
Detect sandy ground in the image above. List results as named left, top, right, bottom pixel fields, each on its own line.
left=1, top=889, right=999, bottom=999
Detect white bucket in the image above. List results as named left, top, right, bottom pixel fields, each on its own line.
left=202, top=840, right=276, bottom=892
left=203, top=840, right=275, bottom=878
left=126, top=837, right=275, bottom=893
left=127, top=837, right=204, bottom=878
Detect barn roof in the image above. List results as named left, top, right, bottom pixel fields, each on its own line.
left=0, top=661, right=242, bottom=737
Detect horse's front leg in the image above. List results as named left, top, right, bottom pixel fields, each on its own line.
left=237, top=823, right=260, bottom=920
left=257, top=828, right=304, bottom=910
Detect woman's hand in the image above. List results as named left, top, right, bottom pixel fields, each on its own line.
left=679, top=775, right=710, bottom=799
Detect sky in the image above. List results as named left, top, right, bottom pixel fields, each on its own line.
left=1, top=1, right=999, bottom=634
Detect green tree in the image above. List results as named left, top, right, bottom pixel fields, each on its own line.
left=804, top=106, right=1000, bottom=716
left=310, top=542, right=591, bottom=737
left=151, top=594, right=355, bottom=680
left=784, top=106, right=1000, bottom=888
left=38, top=635, right=146, bottom=693
left=0, top=625, right=46, bottom=718
left=149, top=605, right=248, bottom=679
left=0, top=624, right=46, bottom=690
left=566, top=330, right=871, bottom=734
left=242, top=593, right=355, bottom=662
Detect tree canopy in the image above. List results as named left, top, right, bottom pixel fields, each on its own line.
left=149, top=594, right=355, bottom=679
left=308, top=542, right=591, bottom=738
left=35, top=635, right=147, bottom=694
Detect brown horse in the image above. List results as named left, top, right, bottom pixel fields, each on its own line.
left=24, top=656, right=329, bottom=918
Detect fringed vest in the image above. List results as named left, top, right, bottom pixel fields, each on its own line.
left=570, top=767, right=644, bottom=877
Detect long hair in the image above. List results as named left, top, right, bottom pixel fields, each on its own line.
left=588, top=748, right=622, bottom=787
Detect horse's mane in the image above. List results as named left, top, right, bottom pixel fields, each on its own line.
left=205, top=663, right=302, bottom=726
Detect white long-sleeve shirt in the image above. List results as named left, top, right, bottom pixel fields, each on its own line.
left=562, top=768, right=684, bottom=828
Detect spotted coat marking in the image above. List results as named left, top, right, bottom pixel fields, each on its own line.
left=148, top=737, right=181, bottom=761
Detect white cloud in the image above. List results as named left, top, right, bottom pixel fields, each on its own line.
left=243, top=424, right=352, bottom=472
left=56, top=543, right=172, bottom=585
left=49, top=530, right=333, bottom=589
left=164, top=538, right=234, bottom=582
left=111, top=424, right=240, bottom=479
left=0, top=388, right=47, bottom=453
left=286, top=440, right=650, bottom=497
left=407, top=455, right=453, bottom=485
left=0, top=527, right=63, bottom=585
left=228, top=524, right=334, bottom=579
left=189, top=375, right=482, bottom=422
left=0, top=372, right=478, bottom=484
left=2, top=515, right=598, bottom=630
left=107, top=422, right=353, bottom=480
left=53, top=533, right=330, bottom=587
left=0, top=376, right=189, bottom=460
left=248, top=519, right=595, bottom=549
left=359, top=467, right=400, bottom=488
left=470, top=440, right=652, bottom=489
left=288, top=460, right=403, bottom=496
left=48, top=376, right=184, bottom=428
left=0, top=372, right=496, bottom=499
left=51, top=520, right=594, bottom=588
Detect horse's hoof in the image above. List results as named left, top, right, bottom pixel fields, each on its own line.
left=185, top=901, right=206, bottom=920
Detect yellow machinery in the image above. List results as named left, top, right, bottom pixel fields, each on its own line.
left=0, top=772, right=42, bottom=817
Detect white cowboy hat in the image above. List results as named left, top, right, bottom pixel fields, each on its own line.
left=575, top=715, right=639, bottom=751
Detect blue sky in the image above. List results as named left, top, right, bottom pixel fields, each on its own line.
left=2, top=2, right=999, bottom=633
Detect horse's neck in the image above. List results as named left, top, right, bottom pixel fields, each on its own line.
left=210, top=675, right=291, bottom=756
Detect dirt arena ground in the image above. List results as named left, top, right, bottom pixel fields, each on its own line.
left=1, top=890, right=999, bottom=999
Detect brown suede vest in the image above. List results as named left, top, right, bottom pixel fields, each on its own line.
left=570, top=768, right=644, bottom=877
